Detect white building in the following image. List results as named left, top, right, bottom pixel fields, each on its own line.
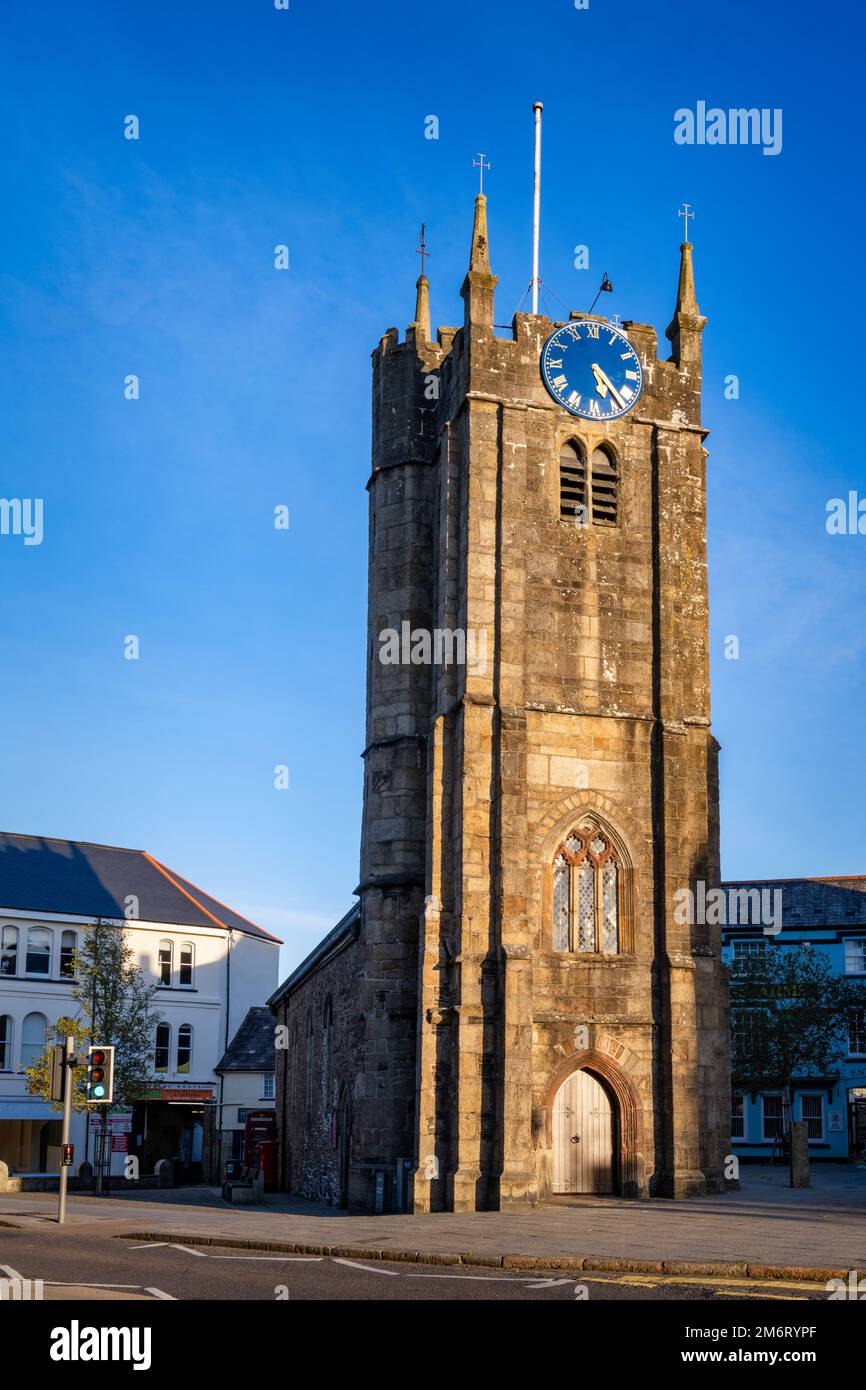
left=214, top=1006, right=276, bottom=1169
left=0, top=832, right=280, bottom=1183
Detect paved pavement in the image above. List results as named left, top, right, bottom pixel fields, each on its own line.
left=2, top=1165, right=864, bottom=1275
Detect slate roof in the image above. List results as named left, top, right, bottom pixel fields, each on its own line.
left=721, top=877, right=866, bottom=930
left=0, top=832, right=281, bottom=943
left=215, top=1007, right=276, bottom=1072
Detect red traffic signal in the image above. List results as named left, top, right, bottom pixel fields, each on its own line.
left=61, top=1144, right=74, bottom=1166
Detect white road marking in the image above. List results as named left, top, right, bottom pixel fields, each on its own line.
left=331, top=1258, right=399, bottom=1276
left=144, top=1287, right=176, bottom=1300
left=132, top=1243, right=323, bottom=1263
left=0, top=1264, right=23, bottom=1280
left=44, top=1281, right=144, bottom=1289
left=405, top=1271, right=574, bottom=1287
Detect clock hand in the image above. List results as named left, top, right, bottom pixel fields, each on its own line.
left=591, top=363, right=625, bottom=410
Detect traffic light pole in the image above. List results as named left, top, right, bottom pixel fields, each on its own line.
left=57, top=1034, right=74, bottom=1225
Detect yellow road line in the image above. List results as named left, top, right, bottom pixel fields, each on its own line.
left=582, top=1273, right=825, bottom=1293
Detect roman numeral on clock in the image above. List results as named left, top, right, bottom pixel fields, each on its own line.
left=587, top=399, right=601, bottom=418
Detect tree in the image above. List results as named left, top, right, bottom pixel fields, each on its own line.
left=730, top=942, right=866, bottom=1182
left=26, top=919, right=161, bottom=1182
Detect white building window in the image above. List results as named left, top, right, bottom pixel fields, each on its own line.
left=177, top=1024, right=192, bottom=1075
left=0, top=1016, right=12, bottom=1070
left=845, top=939, right=866, bottom=975
left=261, top=1072, right=275, bottom=1100
left=762, top=1094, right=784, bottom=1140
left=21, top=1012, right=48, bottom=1069
left=60, top=930, right=77, bottom=979
left=801, top=1094, right=824, bottom=1141
left=25, top=927, right=52, bottom=976
left=179, top=942, right=194, bottom=987
left=158, top=940, right=173, bottom=986
left=849, top=1007, right=866, bottom=1058
left=1, top=925, right=18, bottom=976
left=154, top=1022, right=171, bottom=1073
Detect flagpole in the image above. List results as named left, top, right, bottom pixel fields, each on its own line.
left=531, top=101, right=543, bottom=315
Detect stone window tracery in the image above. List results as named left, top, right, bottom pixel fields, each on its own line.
left=552, top=823, right=620, bottom=954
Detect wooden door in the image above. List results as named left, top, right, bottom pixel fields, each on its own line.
left=552, top=1069, right=614, bottom=1194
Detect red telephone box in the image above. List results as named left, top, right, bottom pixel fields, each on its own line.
left=243, top=1109, right=278, bottom=1190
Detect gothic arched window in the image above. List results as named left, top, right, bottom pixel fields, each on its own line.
left=305, top=1008, right=315, bottom=1117
left=590, top=446, right=618, bottom=525
left=290, top=1018, right=299, bottom=1112
left=552, top=824, right=620, bottom=954
left=559, top=441, right=587, bottom=522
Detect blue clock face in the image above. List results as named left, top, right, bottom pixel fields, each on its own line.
left=541, top=320, right=644, bottom=421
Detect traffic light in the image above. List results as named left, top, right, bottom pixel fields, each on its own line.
left=86, top=1045, right=115, bottom=1104
left=49, top=1044, right=67, bottom=1103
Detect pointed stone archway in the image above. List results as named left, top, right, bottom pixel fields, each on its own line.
left=541, top=1043, right=647, bottom=1199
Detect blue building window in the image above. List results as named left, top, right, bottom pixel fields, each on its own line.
left=800, top=1094, right=824, bottom=1141
left=845, top=939, right=866, bottom=975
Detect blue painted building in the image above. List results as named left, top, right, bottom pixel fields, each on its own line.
left=721, top=878, right=866, bottom=1162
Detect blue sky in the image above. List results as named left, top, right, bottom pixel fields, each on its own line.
left=1, top=0, right=864, bottom=980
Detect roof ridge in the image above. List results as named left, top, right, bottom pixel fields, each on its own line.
left=142, top=854, right=233, bottom=933
left=145, top=854, right=282, bottom=944
left=722, top=874, right=866, bottom=885
left=0, top=832, right=145, bottom=854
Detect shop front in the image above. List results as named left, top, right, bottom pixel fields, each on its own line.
left=122, top=1083, right=216, bottom=1183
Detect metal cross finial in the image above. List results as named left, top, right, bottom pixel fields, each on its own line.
left=416, top=223, right=430, bottom=276
left=678, top=203, right=695, bottom=241
left=473, top=152, right=491, bottom=194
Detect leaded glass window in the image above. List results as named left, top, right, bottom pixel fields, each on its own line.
left=551, top=824, right=621, bottom=954
left=553, top=856, right=570, bottom=952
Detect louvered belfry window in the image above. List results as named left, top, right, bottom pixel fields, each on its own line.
left=552, top=824, right=619, bottom=954
left=590, top=446, right=618, bottom=525
left=559, top=441, right=587, bottom=521
left=559, top=441, right=618, bottom=526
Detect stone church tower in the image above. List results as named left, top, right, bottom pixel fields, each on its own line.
left=272, top=192, right=731, bottom=1214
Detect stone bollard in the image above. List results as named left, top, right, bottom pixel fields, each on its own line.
left=0, top=1160, right=8, bottom=1193
left=790, top=1121, right=811, bottom=1187
left=154, top=1158, right=172, bottom=1189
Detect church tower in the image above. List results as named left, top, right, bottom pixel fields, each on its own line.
left=355, top=193, right=730, bottom=1212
